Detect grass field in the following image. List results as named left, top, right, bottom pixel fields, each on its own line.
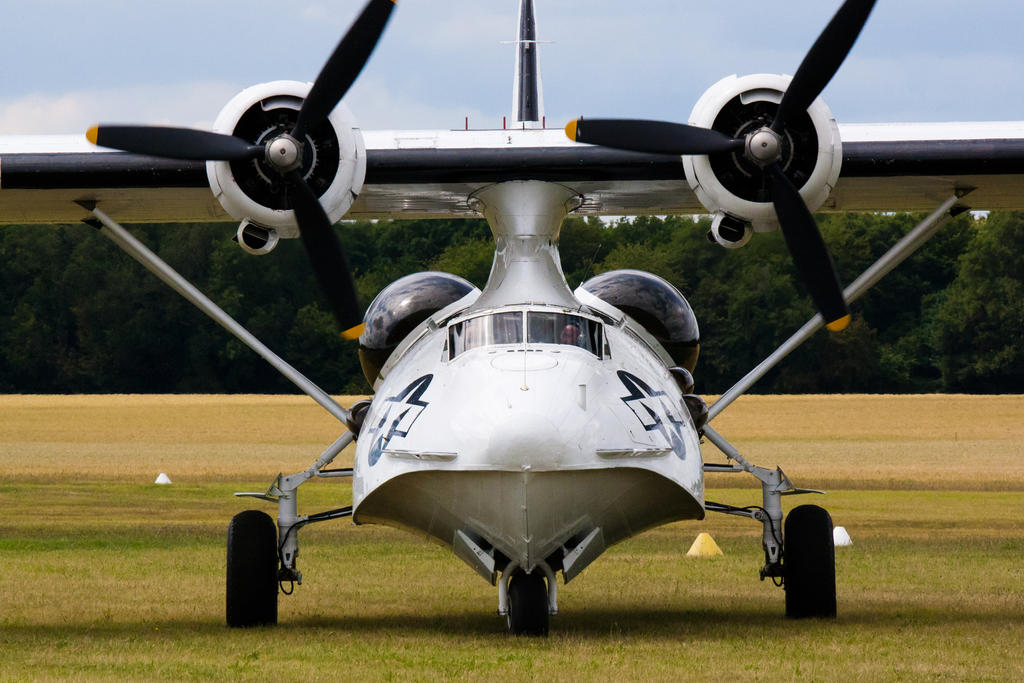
left=1, top=394, right=1022, bottom=681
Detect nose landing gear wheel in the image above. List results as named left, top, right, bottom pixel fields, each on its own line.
left=507, top=569, right=549, bottom=636
left=783, top=504, right=837, bottom=619
left=226, top=510, right=279, bottom=627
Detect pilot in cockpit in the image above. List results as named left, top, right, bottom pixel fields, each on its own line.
left=560, top=322, right=582, bottom=347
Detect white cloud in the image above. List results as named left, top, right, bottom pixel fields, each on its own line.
left=345, top=77, right=496, bottom=130
left=0, top=82, right=242, bottom=135
left=407, top=10, right=516, bottom=53
left=297, top=2, right=363, bottom=32
left=0, top=77, right=502, bottom=136
left=822, top=52, right=1024, bottom=123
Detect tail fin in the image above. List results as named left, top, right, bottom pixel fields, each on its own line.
left=512, top=0, right=544, bottom=128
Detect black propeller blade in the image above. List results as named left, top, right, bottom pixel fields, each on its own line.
left=85, top=0, right=398, bottom=339
left=282, top=0, right=395, bottom=338
left=292, top=0, right=396, bottom=140
left=86, top=125, right=264, bottom=161
left=772, top=0, right=877, bottom=133
left=766, top=164, right=850, bottom=330
left=566, top=118, right=743, bottom=156
left=287, top=171, right=364, bottom=339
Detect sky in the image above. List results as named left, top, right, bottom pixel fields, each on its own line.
left=2, top=0, right=1023, bottom=135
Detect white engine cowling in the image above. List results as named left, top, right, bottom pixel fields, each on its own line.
left=207, top=80, right=366, bottom=239
left=683, top=74, right=842, bottom=234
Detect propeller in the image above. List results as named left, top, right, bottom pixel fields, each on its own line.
left=85, top=0, right=398, bottom=340
left=565, top=0, right=876, bottom=332
left=766, top=164, right=849, bottom=330
left=565, top=119, right=743, bottom=156
left=287, top=170, right=363, bottom=337
left=85, top=125, right=264, bottom=161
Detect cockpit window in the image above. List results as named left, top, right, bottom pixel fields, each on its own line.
left=448, top=311, right=523, bottom=359
left=527, top=312, right=602, bottom=356
left=447, top=310, right=605, bottom=360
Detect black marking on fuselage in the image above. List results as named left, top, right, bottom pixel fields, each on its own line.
left=367, top=374, right=434, bottom=467
left=616, top=370, right=688, bottom=460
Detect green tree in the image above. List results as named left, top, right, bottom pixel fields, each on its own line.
left=429, top=237, right=494, bottom=288
left=558, top=216, right=606, bottom=288
left=933, top=212, right=1024, bottom=392
left=1, top=210, right=1019, bottom=395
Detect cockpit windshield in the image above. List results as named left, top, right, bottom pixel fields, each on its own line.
left=448, top=310, right=604, bottom=360
left=448, top=311, right=523, bottom=359
left=527, top=312, right=602, bottom=355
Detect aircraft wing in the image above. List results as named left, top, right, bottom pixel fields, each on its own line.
left=2, top=121, right=1024, bottom=225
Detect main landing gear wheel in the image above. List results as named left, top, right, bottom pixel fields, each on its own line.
left=783, top=504, right=837, bottom=619
left=226, top=510, right=279, bottom=627
left=507, top=569, right=549, bottom=636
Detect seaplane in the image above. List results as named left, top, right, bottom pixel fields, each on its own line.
left=2, top=0, right=1022, bottom=635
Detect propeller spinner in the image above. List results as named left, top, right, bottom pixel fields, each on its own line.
left=86, top=0, right=398, bottom=340
left=566, top=0, right=878, bottom=332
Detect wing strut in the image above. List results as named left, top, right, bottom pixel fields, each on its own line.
left=707, top=191, right=973, bottom=422
left=79, top=203, right=355, bottom=430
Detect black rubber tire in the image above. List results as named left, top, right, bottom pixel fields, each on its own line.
left=507, top=570, right=549, bottom=636
left=226, top=510, right=278, bottom=627
left=784, top=504, right=837, bottom=619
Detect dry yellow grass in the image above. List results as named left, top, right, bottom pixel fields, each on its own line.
left=0, top=394, right=368, bottom=481
left=703, top=394, right=1024, bottom=490
left=0, top=394, right=369, bottom=444
left=1, top=394, right=1021, bottom=489
left=707, top=394, right=1024, bottom=441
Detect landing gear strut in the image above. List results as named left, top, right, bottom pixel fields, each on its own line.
left=496, top=559, right=558, bottom=636
left=229, top=431, right=358, bottom=627
left=703, top=424, right=836, bottom=618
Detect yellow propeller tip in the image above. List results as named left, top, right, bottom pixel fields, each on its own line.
left=826, top=314, right=851, bottom=332
left=341, top=323, right=365, bottom=341
left=86, top=126, right=99, bottom=145
left=564, top=119, right=578, bottom=142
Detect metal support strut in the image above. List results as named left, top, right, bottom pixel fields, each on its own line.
left=79, top=204, right=363, bottom=587
left=497, top=560, right=559, bottom=616
left=236, top=431, right=356, bottom=584
left=703, top=424, right=822, bottom=580
left=81, top=204, right=354, bottom=430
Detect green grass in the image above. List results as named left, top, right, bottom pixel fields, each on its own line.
left=1, top=483, right=1022, bottom=681
left=1, top=394, right=1022, bottom=681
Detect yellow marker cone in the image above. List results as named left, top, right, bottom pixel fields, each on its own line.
left=686, top=532, right=723, bottom=557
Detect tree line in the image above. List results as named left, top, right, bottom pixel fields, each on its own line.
left=1, top=211, right=1020, bottom=395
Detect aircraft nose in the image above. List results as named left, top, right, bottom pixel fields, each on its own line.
left=486, top=408, right=572, bottom=470
left=439, top=352, right=602, bottom=471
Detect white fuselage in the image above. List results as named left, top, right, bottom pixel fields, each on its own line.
left=350, top=181, right=705, bottom=580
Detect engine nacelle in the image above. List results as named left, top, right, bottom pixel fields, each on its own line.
left=358, top=272, right=480, bottom=387
left=207, top=80, right=366, bottom=238
left=579, top=269, right=700, bottom=373
left=683, top=74, right=842, bottom=234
